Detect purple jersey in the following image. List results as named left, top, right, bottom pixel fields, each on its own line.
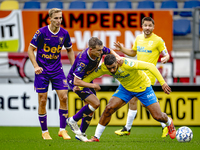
left=67, top=47, right=110, bottom=84
left=30, top=25, right=72, bottom=73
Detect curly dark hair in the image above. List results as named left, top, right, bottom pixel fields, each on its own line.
left=104, top=54, right=116, bottom=65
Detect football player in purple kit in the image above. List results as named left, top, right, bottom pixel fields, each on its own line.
left=28, top=8, right=75, bottom=140
left=66, top=37, right=120, bottom=141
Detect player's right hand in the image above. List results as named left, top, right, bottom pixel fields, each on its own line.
left=114, top=41, right=124, bottom=51
left=73, top=86, right=80, bottom=92
left=35, top=66, right=43, bottom=74
left=93, top=84, right=101, bottom=91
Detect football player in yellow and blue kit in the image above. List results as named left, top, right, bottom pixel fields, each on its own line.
left=114, top=17, right=170, bottom=137
left=74, top=54, right=176, bottom=142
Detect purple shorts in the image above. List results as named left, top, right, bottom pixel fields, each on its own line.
left=67, top=79, right=96, bottom=100
left=34, top=69, right=68, bottom=93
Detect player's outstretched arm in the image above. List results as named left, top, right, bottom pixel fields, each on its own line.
left=114, top=41, right=136, bottom=57
left=74, top=76, right=101, bottom=91
left=138, top=61, right=171, bottom=94
left=136, top=61, right=165, bottom=85
left=78, top=64, right=110, bottom=91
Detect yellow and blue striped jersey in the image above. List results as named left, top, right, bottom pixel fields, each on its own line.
left=82, top=58, right=165, bottom=92
left=132, top=33, right=167, bottom=84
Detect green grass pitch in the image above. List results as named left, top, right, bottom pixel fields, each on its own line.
left=0, top=126, right=199, bottom=150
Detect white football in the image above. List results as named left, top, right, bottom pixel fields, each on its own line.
left=176, top=126, right=193, bottom=142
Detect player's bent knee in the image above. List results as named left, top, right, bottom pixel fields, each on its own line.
left=60, top=95, right=68, bottom=103
left=39, top=98, right=47, bottom=107
left=104, top=105, right=115, bottom=115
left=94, top=103, right=100, bottom=109
left=92, top=101, right=100, bottom=109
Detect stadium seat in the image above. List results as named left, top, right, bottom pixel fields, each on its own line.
left=91, top=0, right=109, bottom=9
left=137, top=0, right=155, bottom=9
left=173, top=19, right=191, bottom=36
left=115, top=0, right=132, bottom=9
left=197, top=19, right=200, bottom=35
left=180, top=0, right=200, bottom=17
left=23, top=1, right=41, bottom=9
left=46, top=1, right=63, bottom=9
left=0, top=0, right=19, bottom=10
left=160, top=0, right=178, bottom=15
left=69, top=0, right=86, bottom=9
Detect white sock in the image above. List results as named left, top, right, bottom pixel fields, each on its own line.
left=42, top=130, right=48, bottom=134
left=94, top=123, right=106, bottom=139
left=160, top=122, right=166, bottom=128
left=165, top=117, right=172, bottom=126
left=60, top=128, right=65, bottom=131
left=88, top=104, right=96, bottom=111
left=125, top=109, right=137, bottom=131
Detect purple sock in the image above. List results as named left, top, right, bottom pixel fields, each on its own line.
left=73, top=104, right=93, bottom=121
left=59, top=109, right=68, bottom=128
left=39, top=114, right=48, bottom=131
left=80, top=115, right=93, bottom=133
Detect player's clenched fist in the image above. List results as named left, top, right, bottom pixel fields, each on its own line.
left=35, top=66, right=43, bottom=74
left=92, top=84, right=101, bottom=91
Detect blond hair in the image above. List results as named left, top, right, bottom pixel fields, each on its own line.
left=48, top=8, right=62, bottom=18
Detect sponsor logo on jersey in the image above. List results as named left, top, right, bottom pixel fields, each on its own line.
left=137, top=46, right=152, bottom=53
left=43, top=44, right=62, bottom=53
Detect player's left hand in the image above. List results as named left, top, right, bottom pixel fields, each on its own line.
left=161, top=55, right=169, bottom=64
left=162, top=83, right=171, bottom=94
left=161, top=57, right=168, bottom=64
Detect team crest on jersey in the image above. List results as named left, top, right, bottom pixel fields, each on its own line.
left=59, top=37, right=64, bottom=44
left=148, top=41, right=153, bottom=46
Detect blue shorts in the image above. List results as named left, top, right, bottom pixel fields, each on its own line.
left=34, top=69, right=68, bottom=93
left=67, top=79, right=96, bottom=100
left=112, top=84, right=157, bottom=107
